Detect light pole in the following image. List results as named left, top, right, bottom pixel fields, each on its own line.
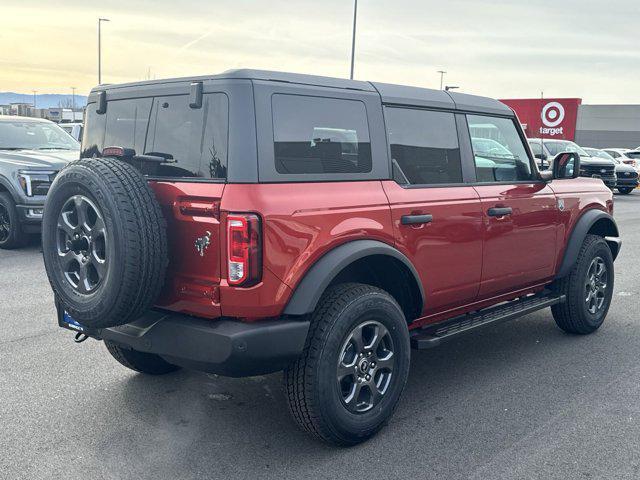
left=98, top=18, right=110, bottom=84
left=71, top=87, right=76, bottom=110
left=32, top=90, right=37, bottom=109
left=350, top=0, right=358, bottom=80
left=437, top=70, right=447, bottom=90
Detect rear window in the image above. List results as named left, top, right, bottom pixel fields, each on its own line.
left=81, top=93, right=228, bottom=180
left=104, top=98, right=152, bottom=156
left=626, top=151, right=640, bottom=159
left=146, top=94, right=228, bottom=178
left=272, top=94, right=372, bottom=175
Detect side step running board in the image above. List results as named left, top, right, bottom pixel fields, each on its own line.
left=410, top=292, right=565, bottom=350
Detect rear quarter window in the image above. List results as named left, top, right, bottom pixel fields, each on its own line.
left=272, top=94, right=372, bottom=175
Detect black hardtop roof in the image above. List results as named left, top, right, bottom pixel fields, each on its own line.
left=90, top=69, right=512, bottom=116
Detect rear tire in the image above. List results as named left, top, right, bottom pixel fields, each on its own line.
left=617, top=187, right=634, bottom=195
left=105, top=340, right=181, bottom=375
left=0, top=192, right=28, bottom=249
left=552, top=235, right=614, bottom=334
left=284, top=283, right=410, bottom=446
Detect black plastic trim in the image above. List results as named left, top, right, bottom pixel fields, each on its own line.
left=283, top=239, right=425, bottom=316
left=556, top=209, right=620, bottom=278
left=95, top=310, right=310, bottom=377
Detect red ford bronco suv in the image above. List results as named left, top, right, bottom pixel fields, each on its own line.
left=42, top=70, right=620, bottom=446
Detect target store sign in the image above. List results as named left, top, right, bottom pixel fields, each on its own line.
left=499, top=98, right=582, bottom=140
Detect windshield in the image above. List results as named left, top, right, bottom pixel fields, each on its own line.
left=471, top=137, right=515, bottom=158
left=544, top=140, right=590, bottom=157
left=585, top=148, right=614, bottom=161
left=625, top=151, right=640, bottom=159
left=0, top=121, right=80, bottom=150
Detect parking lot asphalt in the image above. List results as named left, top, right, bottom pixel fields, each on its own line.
left=1, top=194, right=640, bottom=480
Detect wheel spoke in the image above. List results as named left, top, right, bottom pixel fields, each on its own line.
left=88, top=214, right=105, bottom=234
left=90, top=256, right=107, bottom=279
left=370, top=323, right=389, bottom=351
left=585, top=289, right=593, bottom=304
left=595, top=260, right=605, bottom=279
left=345, top=382, right=363, bottom=408
left=368, top=384, right=383, bottom=406
left=337, top=362, right=356, bottom=380
left=589, top=295, right=597, bottom=314
left=375, top=351, right=395, bottom=371
left=58, top=249, right=78, bottom=269
left=77, top=262, right=90, bottom=293
left=58, top=213, right=77, bottom=237
left=75, top=196, right=89, bottom=228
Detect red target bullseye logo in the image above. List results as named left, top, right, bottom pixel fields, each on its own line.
left=541, top=102, right=565, bottom=128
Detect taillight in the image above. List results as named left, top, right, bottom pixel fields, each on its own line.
left=226, top=213, right=262, bottom=287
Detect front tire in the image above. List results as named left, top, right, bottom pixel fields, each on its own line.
left=105, top=341, right=181, bottom=375
left=284, top=283, right=410, bottom=446
left=552, top=235, right=614, bottom=334
left=0, top=192, right=28, bottom=249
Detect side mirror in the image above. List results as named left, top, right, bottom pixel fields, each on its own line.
left=552, top=152, right=580, bottom=179
left=534, top=153, right=547, bottom=161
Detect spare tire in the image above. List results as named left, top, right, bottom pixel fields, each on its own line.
left=42, top=158, right=168, bottom=329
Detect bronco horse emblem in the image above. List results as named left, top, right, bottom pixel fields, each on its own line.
left=194, top=231, right=211, bottom=257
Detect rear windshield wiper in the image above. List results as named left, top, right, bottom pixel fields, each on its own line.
left=37, top=147, right=73, bottom=150
left=141, top=151, right=175, bottom=163
left=0, top=147, right=26, bottom=151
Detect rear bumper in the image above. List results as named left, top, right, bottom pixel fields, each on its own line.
left=98, top=310, right=310, bottom=377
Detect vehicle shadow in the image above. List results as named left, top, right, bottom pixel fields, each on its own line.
left=92, top=312, right=633, bottom=479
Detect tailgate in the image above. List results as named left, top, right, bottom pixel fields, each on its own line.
left=149, top=181, right=225, bottom=318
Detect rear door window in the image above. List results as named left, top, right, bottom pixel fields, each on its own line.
left=272, top=94, right=372, bottom=175
left=146, top=93, right=229, bottom=179
left=385, top=107, right=462, bottom=185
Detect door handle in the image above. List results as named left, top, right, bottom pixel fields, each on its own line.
left=487, top=207, right=513, bottom=217
left=401, top=214, right=433, bottom=225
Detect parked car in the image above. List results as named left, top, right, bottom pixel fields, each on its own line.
left=0, top=116, right=80, bottom=248
left=42, top=70, right=620, bottom=446
left=603, top=148, right=639, bottom=169
left=59, top=122, right=83, bottom=142
left=583, top=147, right=638, bottom=194
left=527, top=138, right=553, bottom=170
left=528, top=138, right=617, bottom=189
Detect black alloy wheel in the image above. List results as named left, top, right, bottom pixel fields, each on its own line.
left=0, top=203, right=10, bottom=243
left=337, top=320, right=395, bottom=414
left=584, top=256, right=608, bottom=315
left=56, top=194, right=108, bottom=294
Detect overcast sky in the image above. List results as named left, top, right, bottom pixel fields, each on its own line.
left=2, top=0, right=639, bottom=103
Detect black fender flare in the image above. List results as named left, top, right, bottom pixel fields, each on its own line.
left=556, top=209, right=620, bottom=279
left=283, top=239, right=425, bottom=316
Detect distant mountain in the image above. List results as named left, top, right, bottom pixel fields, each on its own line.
left=0, top=92, right=88, bottom=109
